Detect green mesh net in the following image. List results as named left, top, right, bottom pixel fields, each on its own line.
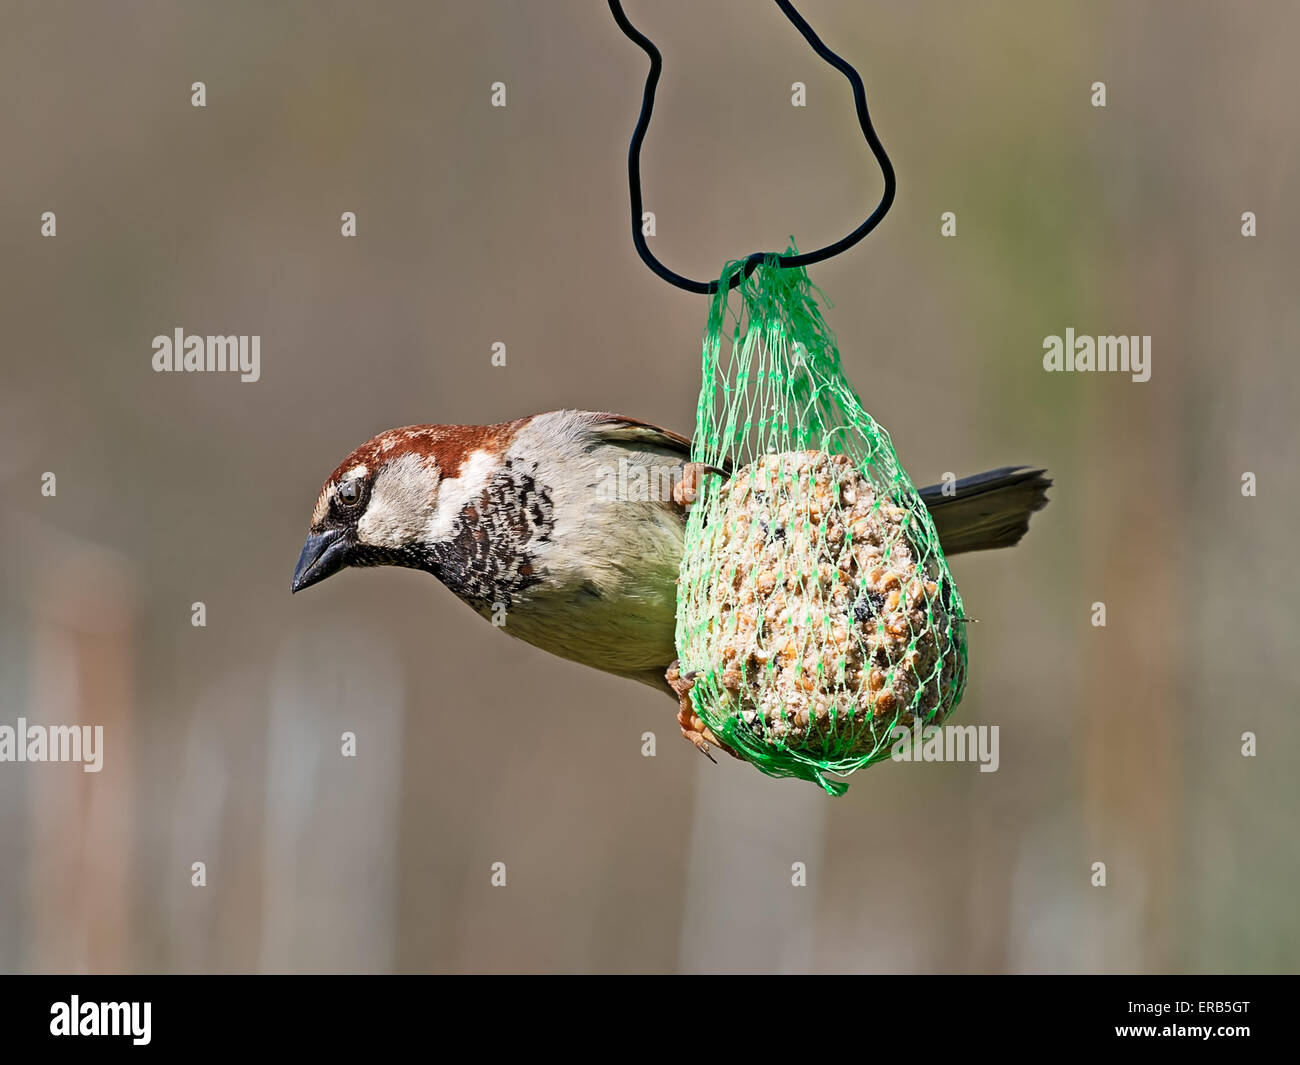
left=675, top=250, right=968, bottom=795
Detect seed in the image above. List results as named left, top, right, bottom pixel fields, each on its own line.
left=681, top=449, right=961, bottom=766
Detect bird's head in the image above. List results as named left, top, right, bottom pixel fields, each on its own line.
left=290, top=423, right=511, bottom=593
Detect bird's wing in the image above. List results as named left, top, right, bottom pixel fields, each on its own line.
left=586, top=413, right=736, bottom=477
left=584, top=414, right=1050, bottom=553
left=576, top=413, right=706, bottom=519
left=586, top=413, right=694, bottom=458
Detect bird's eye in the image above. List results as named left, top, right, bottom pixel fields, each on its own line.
left=337, top=480, right=362, bottom=506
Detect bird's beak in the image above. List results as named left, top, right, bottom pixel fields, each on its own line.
left=291, top=528, right=349, bottom=593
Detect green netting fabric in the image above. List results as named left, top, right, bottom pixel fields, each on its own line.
left=675, top=250, right=968, bottom=795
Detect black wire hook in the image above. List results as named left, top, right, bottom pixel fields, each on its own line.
left=608, top=0, right=897, bottom=294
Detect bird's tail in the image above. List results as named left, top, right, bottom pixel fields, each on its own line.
left=919, top=467, right=1052, bottom=556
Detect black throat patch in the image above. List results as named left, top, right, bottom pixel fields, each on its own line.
left=346, top=458, right=556, bottom=612
left=420, top=457, right=555, bottom=611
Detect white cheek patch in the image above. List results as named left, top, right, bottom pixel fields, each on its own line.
left=423, top=448, right=496, bottom=543
left=357, top=453, right=438, bottom=548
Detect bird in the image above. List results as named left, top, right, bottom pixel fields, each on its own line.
left=291, top=410, right=1050, bottom=761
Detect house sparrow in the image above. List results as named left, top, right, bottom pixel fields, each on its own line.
left=291, top=410, right=1050, bottom=760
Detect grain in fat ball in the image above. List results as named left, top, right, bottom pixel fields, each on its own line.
left=692, top=451, right=963, bottom=759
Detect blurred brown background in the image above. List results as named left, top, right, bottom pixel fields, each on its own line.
left=1, top=0, right=1297, bottom=973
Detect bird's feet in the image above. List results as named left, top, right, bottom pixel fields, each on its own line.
left=673, top=463, right=727, bottom=509
left=666, top=660, right=741, bottom=763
